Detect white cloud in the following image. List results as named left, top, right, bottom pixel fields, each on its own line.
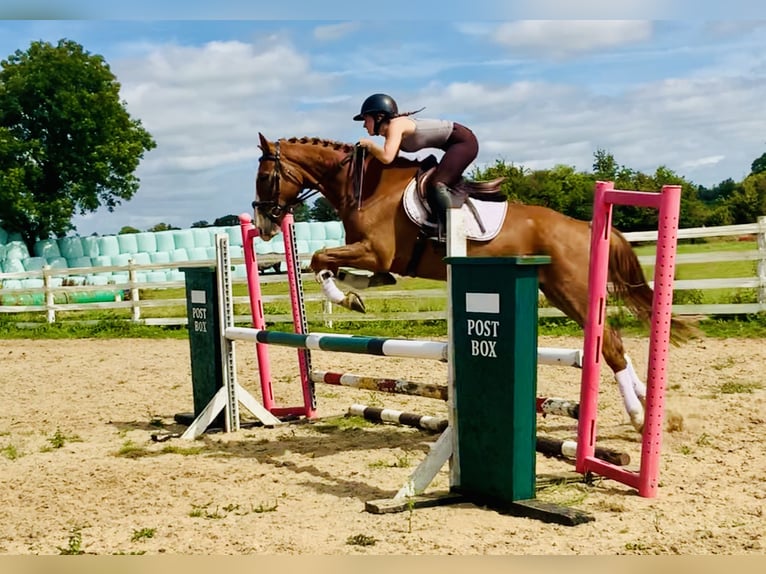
left=313, top=22, right=360, bottom=41
left=71, top=38, right=344, bottom=234
left=679, top=155, right=725, bottom=170
left=491, top=20, right=654, bottom=58
left=409, top=71, right=766, bottom=190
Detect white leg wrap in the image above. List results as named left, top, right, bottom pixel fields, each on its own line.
left=317, top=271, right=345, bottom=304
left=615, top=368, right=644, bottom=415
left=624, top=355, right=647, bottom=399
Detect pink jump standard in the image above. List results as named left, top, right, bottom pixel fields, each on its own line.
left=576, top=181, right=681, bottom=498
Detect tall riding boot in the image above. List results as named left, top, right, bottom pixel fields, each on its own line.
left=427, top=182, right=452, bottom=241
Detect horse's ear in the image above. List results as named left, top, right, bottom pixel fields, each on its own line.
left=258, top=132, right=270, bottom=152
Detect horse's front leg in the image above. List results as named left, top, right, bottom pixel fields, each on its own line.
left=311, top=242, right=385, bottom=314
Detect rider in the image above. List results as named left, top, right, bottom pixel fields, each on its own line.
left=354, top=93, right=479, bottom=237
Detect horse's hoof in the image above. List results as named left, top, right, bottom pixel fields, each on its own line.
left=629, top=410, right=645, bottom=434
left=344, top=292, right=366, bottom=313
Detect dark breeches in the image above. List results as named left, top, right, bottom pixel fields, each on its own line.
left=433, top=123, right=479, bottom=187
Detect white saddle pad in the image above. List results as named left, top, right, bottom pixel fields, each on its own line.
left=402, top=178, right=507, bottom=241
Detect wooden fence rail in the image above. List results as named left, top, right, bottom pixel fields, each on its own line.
left=2, top=217, right=765, bottom=325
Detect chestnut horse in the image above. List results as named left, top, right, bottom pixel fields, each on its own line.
left=253, top=133, right=695, bottom=432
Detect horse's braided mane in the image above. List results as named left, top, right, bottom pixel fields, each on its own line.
left=281, top=135, right=426, bottom=170
left=284, top=136, right=354, bottom=154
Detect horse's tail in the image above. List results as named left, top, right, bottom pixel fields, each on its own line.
left=607, top=228, right=701, bottom=345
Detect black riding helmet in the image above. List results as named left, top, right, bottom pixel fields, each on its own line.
left=353, top=93, right=398, bottom=121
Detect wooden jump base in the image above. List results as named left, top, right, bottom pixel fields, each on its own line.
left=347, top=404, right=628, bottom=466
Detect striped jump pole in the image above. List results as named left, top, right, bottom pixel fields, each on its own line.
left=348, top=404, right=449, bottom=433
left=316, top=370, right=580, bottom=420
left=348, top=404, right=627, bottom=466
left=224, top=326, right=448, bottom=361
left=537, top=397, right=580, bottom=419
left=536, top=436, right=629, bottom=467
left=313, top=370, right=448, bottom=401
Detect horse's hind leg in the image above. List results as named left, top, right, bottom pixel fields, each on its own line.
left=541, top=276, right=645, bottom=432
left=602, top=327, right=646, bottom=432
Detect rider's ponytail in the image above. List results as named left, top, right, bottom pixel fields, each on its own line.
left=394, top=106, right=426, bottom=119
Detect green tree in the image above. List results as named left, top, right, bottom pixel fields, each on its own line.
left=698, top=178, right=737, bottom=203
left=751, top=151, right=766, bottom=175
left=309, top=197, right=339, bottom=221
left=725, top=172, right=766, bottom=224
left=191, top=220, right=210, bottom=228
left=214, top=214, right=240, bottom=227
left=119, top=225, right=140, bottom=234
left=0, top=39, right=156, bottom=252
left=147, top=222, right=179, bottom=232
left=592, top=148, right=618, bottom=181
left=470, top=158, right=526, bottom=200
left=291, top=202, right=311, bottom=222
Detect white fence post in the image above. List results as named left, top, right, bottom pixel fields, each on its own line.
left=44, top=265, right=55, bottom=324
left=128, top=258, right=141, bottom=322
left=758, top=215, right=766, bottom=308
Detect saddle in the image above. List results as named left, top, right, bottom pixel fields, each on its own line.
left=414, top=155, right=507, bottom=209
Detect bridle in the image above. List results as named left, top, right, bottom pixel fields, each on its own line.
left=252, top=139, right=355, bottom=224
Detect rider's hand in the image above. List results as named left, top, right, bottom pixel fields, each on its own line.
left=357, top=138, right=374, bottom=150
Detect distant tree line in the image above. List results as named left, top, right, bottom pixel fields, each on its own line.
left=470, top=149, right=766, bottom=232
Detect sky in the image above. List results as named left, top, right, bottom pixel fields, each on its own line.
left=1, top=9, right=766, bottom=236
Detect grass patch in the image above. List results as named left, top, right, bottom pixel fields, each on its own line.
left=1, top=444, right=21, bottom=460
left=367, top=453, right=412, bottom=469
left=189, top=501, right=277, bottom=519
left=44, top=428, right=82, bottom=450
left=309, top=415, right=375, bottom=433
left=160, top=445, right=205, bottom=455
left=536, top=482, right=589, bottom=507
left=57, top=527, right=86, bottom=555
left=130, top=528, right=156, bottom=542
left=115, top=440, right=206, bottom=458
left=115, top=440, right=149, bottom=458
left=718, top=381, right=762, bottom=394
left=346, top=534, right=377, bottom=547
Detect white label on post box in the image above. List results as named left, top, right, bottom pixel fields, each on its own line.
left=191, top=290, right=207, bottom=304
left=465, top=292, right=499, bottom=314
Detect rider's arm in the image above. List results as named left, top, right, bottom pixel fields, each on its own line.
left=361, top=117, right=407, bottom=164
left=377, top=118, right=406, bottom=164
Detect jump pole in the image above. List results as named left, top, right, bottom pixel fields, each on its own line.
left=313, top=369, right=581, bottom=419
left=346, top=404, right=627, bottom=465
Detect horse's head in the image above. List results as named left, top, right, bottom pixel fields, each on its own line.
left=254, top=133, right=300, bottom=240
left=253, top=133, right=354, bottom=240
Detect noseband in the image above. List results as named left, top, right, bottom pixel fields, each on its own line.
left=253, top=140, right=353, bottom=223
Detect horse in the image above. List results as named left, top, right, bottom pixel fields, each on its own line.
left=252, top=133, right=697, bottom=433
